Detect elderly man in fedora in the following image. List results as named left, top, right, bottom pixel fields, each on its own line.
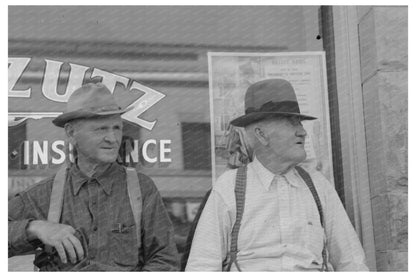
left=8, top=83, right=179, bottom=271
left=185, top=79, right=368, bottom=271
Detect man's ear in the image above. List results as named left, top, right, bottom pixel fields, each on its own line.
left=64, top=122, right=77, bottom=146
left=254, top=126, right=268, bottom=146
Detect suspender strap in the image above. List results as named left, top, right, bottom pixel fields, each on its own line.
left=48, top=166, right=68, bottom=223
left=294, top=166, right=324, bottom=226
left=226, top=165, right=247, bottom=272
left=125, top=167, right=142, bottom=250
left=42, top=165, right=69, bottom=257
left=294, top=166, right=329, bottom=271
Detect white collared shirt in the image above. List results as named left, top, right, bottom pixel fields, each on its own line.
left=185, top=157, right=368, bottom=271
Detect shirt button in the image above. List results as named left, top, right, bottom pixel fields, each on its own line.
left=93, top=226, right=98, bottom=231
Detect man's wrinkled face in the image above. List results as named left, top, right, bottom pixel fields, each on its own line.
left=262, top=115, right=307, bottom=166
left=68, top=115, right=123, bottom=166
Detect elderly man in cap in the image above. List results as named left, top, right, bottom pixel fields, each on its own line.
left=8, top=83, right=179, bottom=271
left=185, top=79, right=368, bottom=271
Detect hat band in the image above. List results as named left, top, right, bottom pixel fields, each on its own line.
left=245, top=101, right=300, bottom=115
left=93, top=105, right=122, bottom=112
left=69, top=104, right=121, bottom=114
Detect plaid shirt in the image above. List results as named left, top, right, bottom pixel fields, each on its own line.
left=8, top=163, right=179, bottom=271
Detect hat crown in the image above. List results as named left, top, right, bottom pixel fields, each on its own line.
left=229, top=78, right=316, bottom=127
left=245, top=79, right=298, bottom=113
left=66, top=83, right=121, bottom=113
left=52, top=82, right=131, bottom=127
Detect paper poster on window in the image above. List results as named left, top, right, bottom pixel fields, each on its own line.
left=208, top=52, right=334, bottom=185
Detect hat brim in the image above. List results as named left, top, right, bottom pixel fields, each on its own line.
left=230, top=112, right=317, bottom=127
left=52, top=106, right=134, bottom=127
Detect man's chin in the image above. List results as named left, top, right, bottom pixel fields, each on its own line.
left=97, top=155, right=118, bottom=164
left=294, top=152, right=307, bottom=165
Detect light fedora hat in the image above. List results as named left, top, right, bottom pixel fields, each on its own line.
left=52, top=83, right=133, bottom=128
left=230, top=79, right=316, bottom=127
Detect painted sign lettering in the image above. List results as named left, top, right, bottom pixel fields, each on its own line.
left=8, top=57, right=165, bottom=130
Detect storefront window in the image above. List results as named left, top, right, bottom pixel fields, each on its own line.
left=9, top=6, right=326, bottom=269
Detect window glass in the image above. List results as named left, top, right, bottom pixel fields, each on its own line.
left=8, top=6, right=323, bottom=266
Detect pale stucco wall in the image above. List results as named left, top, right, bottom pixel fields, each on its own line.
left=357, top=6, right=408, bottom=271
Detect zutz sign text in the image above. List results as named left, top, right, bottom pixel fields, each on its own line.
left=8, top=57, right=165, bottom=130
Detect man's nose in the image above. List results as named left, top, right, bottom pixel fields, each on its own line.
left=104, top=130, right=118, bottom=143
left=295, top=125, right=307, bottom=137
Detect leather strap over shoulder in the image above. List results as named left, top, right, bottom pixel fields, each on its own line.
left=41, top=165, right=69, bottom=262
left=48, top=166, right=68, bottom=223
left=125, top=167, right=142, bottom=251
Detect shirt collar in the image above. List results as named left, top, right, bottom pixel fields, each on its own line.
left=250, top=157, right=302, bottom=190
left=251, top=157, right=276, bottom=191
left=69, top=162, right=123, bottom=196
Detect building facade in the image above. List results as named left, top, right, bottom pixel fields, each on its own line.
left=8, top=6, right=407, bottom=271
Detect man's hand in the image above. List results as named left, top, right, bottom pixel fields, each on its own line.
left=27, top=220, right=84, bottom=264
